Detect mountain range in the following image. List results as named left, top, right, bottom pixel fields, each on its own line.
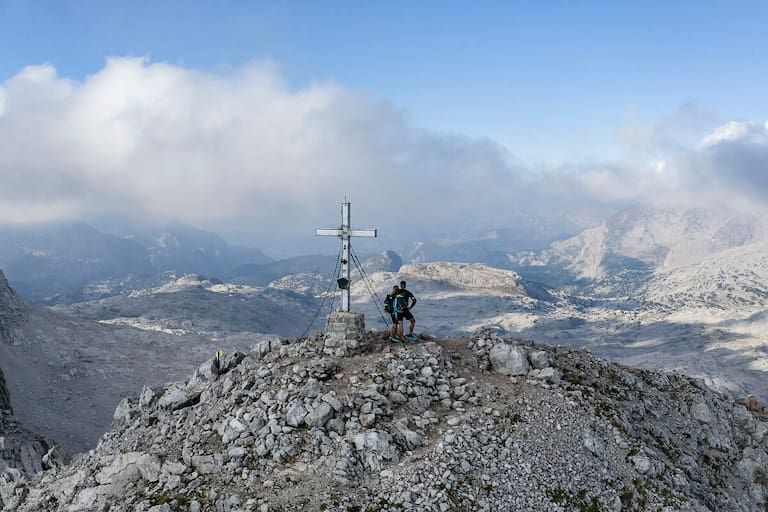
left=512, top=205, right=768, bottom=289
left=0, top=222, right=271, bottom=304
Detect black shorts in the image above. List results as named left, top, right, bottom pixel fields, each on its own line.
left=390, top=313, right=399, bottom=324
left=397, top=309, right=414, bottom=321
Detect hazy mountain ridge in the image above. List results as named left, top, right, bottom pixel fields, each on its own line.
left=0, top=223, right=272, bottom=304
left=232, top=254, right=341, bottom=286
left=0, top=223, right=154, bottom=303
left=127, top=224, right=272, bottom=276
left=402, top=211, right=587, bottom=265
left=544, top=205, right=768, bottom=283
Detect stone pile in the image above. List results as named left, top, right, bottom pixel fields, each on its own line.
left=3, top=328, right=768, bottom=511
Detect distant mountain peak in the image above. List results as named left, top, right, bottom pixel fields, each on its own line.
left=551, top=204, right=768, bottom=280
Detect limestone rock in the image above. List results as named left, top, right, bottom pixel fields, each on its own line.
left=286, top=404, right=307, bottom=427
left=489, top=343, right=530, bottom=376
left=305, top=402, right=333, bottom=427
left=528, top=350, right=551, bottom=369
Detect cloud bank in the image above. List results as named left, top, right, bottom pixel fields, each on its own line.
left=1, top=58, right=767, bottom=243
left=565, top=111, right=768, bottom=216
left=0, top=58, right=520, bottom=237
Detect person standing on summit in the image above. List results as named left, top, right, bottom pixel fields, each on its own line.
left=395, top=280, right=417, bottom=341
left=384, top=285, right=401, bottom=342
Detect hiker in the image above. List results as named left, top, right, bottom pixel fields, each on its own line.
left=395, top=280, right=417, bottom=341
left=384, top=285, right=401, bottom=341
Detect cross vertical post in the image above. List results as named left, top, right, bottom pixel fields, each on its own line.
left=315, top=201, right=377, bottom=312
left=340, top=202, right=350, bottom=311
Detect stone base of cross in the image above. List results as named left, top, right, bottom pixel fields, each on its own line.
left=315, top=201, right=377, bottom=312
left=323, top=310, right=367, bottom=357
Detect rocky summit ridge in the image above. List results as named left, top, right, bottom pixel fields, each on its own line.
left=3, top=329, right=768, bottom=511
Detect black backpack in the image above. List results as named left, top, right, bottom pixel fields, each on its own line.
left=383, top=294, right=393, bottom=313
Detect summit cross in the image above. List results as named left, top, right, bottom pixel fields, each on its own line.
left=315, top=201, right=377, bottom=312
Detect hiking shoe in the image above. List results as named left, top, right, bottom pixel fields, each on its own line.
left=389, top=336, right=403, bottom=343
left=405, top=334, right=418, bottom=342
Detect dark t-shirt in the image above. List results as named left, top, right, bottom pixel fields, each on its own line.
left=395, top=288, right=415, bottom=310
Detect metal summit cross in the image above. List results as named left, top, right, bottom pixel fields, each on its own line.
left=315, top=201, right=377, bottom=312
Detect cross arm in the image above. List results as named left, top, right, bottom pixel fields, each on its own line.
left=315, top=228, right=377, bottom=237
left=349, top=229, right=377, bottom=237
left=315, top=228, right=343, bottom=236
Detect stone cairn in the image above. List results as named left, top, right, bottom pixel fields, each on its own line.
left=322, top=311, right=367, bottom=357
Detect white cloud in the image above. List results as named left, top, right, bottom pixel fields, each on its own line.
left=0, top=58, right=520, bottom=235
left=699, top=120, right=756, bottom=148
left=563, top=114, right=768, bottom=217
left=2, top=57, right=768, bottom=243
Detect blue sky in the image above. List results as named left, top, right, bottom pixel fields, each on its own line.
left=1, top=1, right=768, bottom=251
left=3, top=1, right=766, bottom=165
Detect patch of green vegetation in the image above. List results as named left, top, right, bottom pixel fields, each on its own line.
left=647, top=431, right=681, bottom=461
left=549, top=487, right=568, bottom=504
left=151, top=493, right=191, bottom=506
left=362, top=497, right=406, bottom=511
left=547, top=488, right=601, bottom=512
left=624, top=477, right=686, bottom=509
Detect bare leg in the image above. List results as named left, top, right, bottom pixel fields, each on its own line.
left=409, top=319, right=416, bottom=336
left=398, top=322, right=405, bottom=339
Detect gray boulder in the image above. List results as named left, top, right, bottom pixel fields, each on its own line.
left=489, top=343, right=530, bottom=376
